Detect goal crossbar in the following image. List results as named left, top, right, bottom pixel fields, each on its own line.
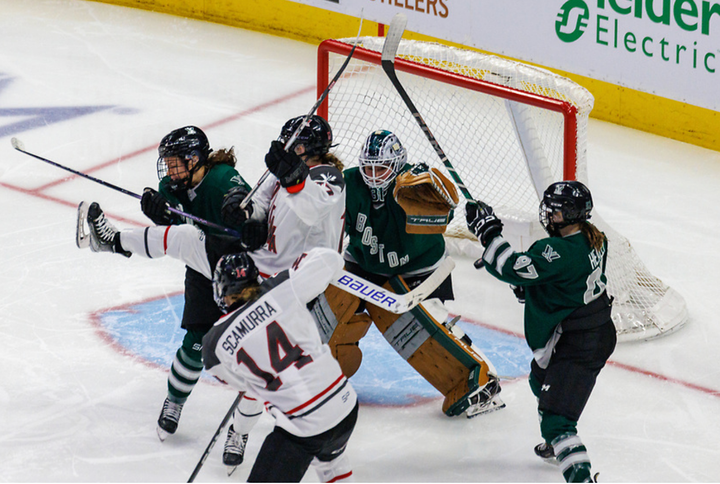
left=317, top=39, right=578, bottom=180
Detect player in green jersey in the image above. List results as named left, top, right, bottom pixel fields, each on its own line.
left=466, top=180, right=616, bottom=483
left=137, top=126, right=261, bottom=446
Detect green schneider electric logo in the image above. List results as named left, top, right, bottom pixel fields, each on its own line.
left=554, top=0, right=719, bottom=73
left=556, top=0, right=591, bottom=42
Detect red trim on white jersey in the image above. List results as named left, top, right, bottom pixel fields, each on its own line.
left=163, top=226, right=171, bottom=254
left=286, top=374, right=345, bottom=415
left=327, top=471, right=353, bottom=483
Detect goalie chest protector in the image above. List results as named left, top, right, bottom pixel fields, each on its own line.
left=343, top=167, right=447, bottom=276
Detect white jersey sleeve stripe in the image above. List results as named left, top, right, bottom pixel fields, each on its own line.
left=163, top=226, right=171, bottom=254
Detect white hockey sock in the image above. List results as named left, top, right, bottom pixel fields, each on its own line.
left=312, top=455, right=353, bottom=483
left=233, top=394, right=263, bottom=435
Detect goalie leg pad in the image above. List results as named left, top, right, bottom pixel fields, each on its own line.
left=321, top=285, right=373, bottom=377
left=366, top=275, right=502, bottom=417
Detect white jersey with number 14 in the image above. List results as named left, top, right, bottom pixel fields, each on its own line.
left=204, top=247, right=357, bottom=437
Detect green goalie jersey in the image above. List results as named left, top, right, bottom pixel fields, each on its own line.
left=481, top=231, right=609, bottom=351
left=343, top=166, right=447, bottom=277
left=159, top=164, right=250, bottom=236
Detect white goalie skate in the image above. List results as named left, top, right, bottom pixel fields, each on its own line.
left=465, top=374, right=505, bottom=418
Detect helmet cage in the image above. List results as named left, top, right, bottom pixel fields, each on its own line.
left=539, top=181, right=593, bottom=236
left=358, top=130, right=407, bottom=203
left=212, top=253, right=260, bottom=313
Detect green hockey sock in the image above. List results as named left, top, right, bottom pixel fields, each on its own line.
left=552, top=433, right=593, bottom=483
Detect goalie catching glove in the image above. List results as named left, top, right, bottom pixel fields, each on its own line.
left=393, top=163, right=459, bottom=234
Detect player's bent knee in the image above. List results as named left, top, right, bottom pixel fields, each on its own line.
left=315, top=286, right=373, bottom=376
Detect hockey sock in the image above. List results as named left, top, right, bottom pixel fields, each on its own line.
left=168, top=330, right=204, bottom=403
left=551, top=433, right=592, bottom=483
left=312, top=455, right=353, bottom=483
left=233, top=395, right=264, bottom=435
left=539, top=410, right=578, bottom=443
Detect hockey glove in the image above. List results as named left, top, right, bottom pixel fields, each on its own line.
left=510, top=285, right=526, bottom=304
left=265, top=140, right=309, bottom=193
left=465, top=200, right=503, bottom=247
left=221, top=186, right=254, bottom=227
left=394, top=163, right=459, bottom=234
left=141, top=188, right=183, bottom=226
left=240, top=220, right=268, bottom=251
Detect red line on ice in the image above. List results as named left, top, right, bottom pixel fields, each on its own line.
left=458, top=313, right=720, bottom=398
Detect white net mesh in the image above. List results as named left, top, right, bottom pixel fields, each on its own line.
left=321, top=37, right=687, bottom=341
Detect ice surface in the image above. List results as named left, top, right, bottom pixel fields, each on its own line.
left=1, top=1, right=720, bottom=482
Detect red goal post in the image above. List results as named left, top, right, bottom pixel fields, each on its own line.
left=317, top=37, right=688, bottom=342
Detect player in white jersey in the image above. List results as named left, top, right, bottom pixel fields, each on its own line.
left=202, top=248, right=358, bottom=482
left=77, top=210, right=357, bottom=481
left=221, top=115, right=346, bottom=278
left=219, top=114, right=346, bottom=470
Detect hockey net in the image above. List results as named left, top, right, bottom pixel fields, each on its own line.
left=317, top=37, right=688, bottom=342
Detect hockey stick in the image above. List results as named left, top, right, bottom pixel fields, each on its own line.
left=187, top=392, right=242, bottom=483
left=330, top=256, right=455, bottom=314
left=381, top=15, right=488, bottom=268
left=381, top=14, right=475, bottom=202
left=238, top=12, right=364, bottom=210
left=11, top=137, right=242, bottom=238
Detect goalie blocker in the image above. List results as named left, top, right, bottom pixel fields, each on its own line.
left=312, top=271, right=504, bottom=418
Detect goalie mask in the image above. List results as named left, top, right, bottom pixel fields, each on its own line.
left=539, top=180, right=593, bottom=237
left=359, top=130, right=407, bottom=203
left=278, top=115, right=333, bottom=159
left=157, top=126, right=212, bottom=192
left=213, top=252, right=260, bottom=313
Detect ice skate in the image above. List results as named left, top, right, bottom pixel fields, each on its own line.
left=223, top=424, right=248, bottom=476
left=534, top=442, right=558, bottom=465
left=77, top=201, right=131, bottom=257
left=156, top=397, right=184, bottom=442
left=465, top=374, right=505, bottom=418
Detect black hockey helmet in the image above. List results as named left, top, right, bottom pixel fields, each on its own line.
left=212, top=252, right=260, bottom=313
left=157, top=126, right=212, bottom=191
left=278, top=115, right=333, bottom=159
left=539, top=180, right=593, bottom=236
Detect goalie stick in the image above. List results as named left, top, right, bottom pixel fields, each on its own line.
left=381, top=14, right=487, bottom=268
left=239, top=12, right=364, bottom=210
left=11, top=137, right=242, bottom=238
left=187, top=393, right=242, bottom=483
left=331, top=256, right=455, bottom=314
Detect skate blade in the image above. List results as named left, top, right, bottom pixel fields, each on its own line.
left=466, top=397, right=506, bottom=419
left=156, top=426, right=170, bottom=442
left=227, top=465, right=238, bottom=477
left=76, top=201, right=91, bottom=249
